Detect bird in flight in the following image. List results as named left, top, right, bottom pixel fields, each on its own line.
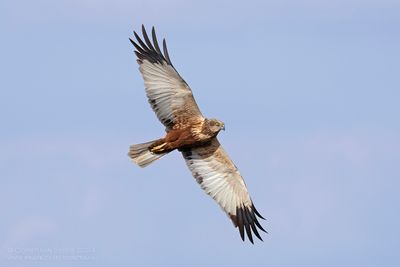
left=128, top=25, right=266, bottom=243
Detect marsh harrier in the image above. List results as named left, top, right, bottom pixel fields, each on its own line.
left=128, top=26, right=266, bottom=243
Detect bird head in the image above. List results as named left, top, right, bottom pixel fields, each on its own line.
left=208, top=118, right=225, bottom=133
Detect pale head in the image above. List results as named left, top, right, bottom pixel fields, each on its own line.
left=207, top=118, right=225, bottom=134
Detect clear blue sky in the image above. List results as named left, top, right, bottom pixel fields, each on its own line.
left=1, top=0, right=399, bottom=266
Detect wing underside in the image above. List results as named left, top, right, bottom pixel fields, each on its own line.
left=130, top=26, right=204, bottom=130
left=181, top=138, right=266, bottom=243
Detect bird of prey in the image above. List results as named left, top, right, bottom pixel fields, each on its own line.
left=128, top=25, right=266, bottom=243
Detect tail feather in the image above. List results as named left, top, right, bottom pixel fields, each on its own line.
left=128, top=140, right=168, bottom=168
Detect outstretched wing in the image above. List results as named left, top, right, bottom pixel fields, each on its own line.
left=130, top=25, right=204, bottom=130
left=181, top=138, right=266, bottom=243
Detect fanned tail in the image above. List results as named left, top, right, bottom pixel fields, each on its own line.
left=128, top=140, right=168, bottom=168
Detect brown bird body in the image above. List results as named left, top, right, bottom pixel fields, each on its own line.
left=128, top=26, right=266, bottom=243
left=149, top=118, right=223, bottom=154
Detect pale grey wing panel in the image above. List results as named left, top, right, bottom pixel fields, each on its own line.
left=130, top=26, right=203, bottom=129
left=181, top=138, right=266, bottom=243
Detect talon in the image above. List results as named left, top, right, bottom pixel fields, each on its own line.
left=150, top=143, right=167, bottom=153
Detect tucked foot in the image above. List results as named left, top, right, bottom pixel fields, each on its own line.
left=150, top=143, right=167, bottom=153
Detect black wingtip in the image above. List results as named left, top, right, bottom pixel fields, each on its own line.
left=151, top=26, right=163, bottom=55
left=252, top=204, right=266, bottom=220
left=232, top=204, right=267, bottom=243
left=246, top=225, right=254, bottom=244
left=250, top=221, right=263, bottom=241
left=254, top=216, right=267, bottom=233
left=241, top=207, right=250, bottom=243
left=130, top=25, right=172, bottom=66
left=162, top=38, right=172, bottom=65
left=142, top=25, right=156, bottom=52
left=236, top=208, right=245, bottom=241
